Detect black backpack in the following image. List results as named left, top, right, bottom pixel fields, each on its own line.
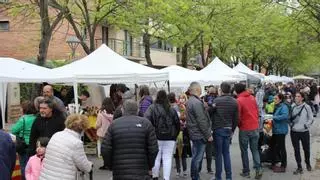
left=152, top=105, right=178, bottom=140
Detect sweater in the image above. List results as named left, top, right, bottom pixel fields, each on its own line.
left=11, top=114, right=37, bottom=145
left=138, top=96, right=153, bottom=117
left=291, top=102, right=314, bottom=132
left=237, top=91, right=259, bottom=131
left=209, top=95, right=238, bottom=132
left=96, top=111, right=113, bottom=138
left=25, top=155, right=44, bottom=180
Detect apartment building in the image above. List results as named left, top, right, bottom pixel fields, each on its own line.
left=0, top=2, right=177, bottom=66
left=0, top=1, right=178, bottom=124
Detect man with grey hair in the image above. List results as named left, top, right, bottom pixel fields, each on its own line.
left=42, top=85, right=66, bottom=113
left=186, top=82, right=212, bottom=180
left=29, top=99, right=65, bottom=155
left=102, top=100, right=158, bottom=180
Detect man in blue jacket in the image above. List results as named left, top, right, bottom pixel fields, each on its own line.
left=0, top=130, right=16, bottom=180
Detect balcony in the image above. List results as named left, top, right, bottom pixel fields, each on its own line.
left=95, top=38, right=145, bottom=62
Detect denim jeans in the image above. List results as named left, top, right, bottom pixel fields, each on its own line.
left=19, top=152, right=29, bottom=179
left=239, top=129, right=261, bottom=174
left=190, top=139, right=206, bottom=180
left=214, top=128, right=232, bottom=180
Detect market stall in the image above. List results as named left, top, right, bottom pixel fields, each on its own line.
left=200, top=57, right=247, bottom=82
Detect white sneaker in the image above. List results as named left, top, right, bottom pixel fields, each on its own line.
left=183, top=171, right=188, bottom=177
left=176, top=172, right=181, bottom=177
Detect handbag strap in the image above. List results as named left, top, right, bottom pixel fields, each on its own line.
left=21, top=117, right=25, bottom=138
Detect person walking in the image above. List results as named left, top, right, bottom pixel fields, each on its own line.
left=144, top=90, right=180, bottom=180
left=96, top=97, right=115, bottom=170
left=255, top=84, right=265, bottom=155
left=290, top=92, right=314, bottom=174
left=29, top=99, right=65, bottom=155
left=174, top=93, right=191, bottom=177
left=40, top=114, right=92, bottom=180
left=209, top=82, right=238, bottom=180
left=270, top=93, right=289, bottom=173
left=186, top=82, right=212, bottom=180
left=234, top=83, right=263, bottom=179
left=11, top=101, right=37, bottom=179
left=0, top=130, right=16, bottom=180
left=138, top=85, right=153, bottom=117
left=102, top=100, right=159, bottom=180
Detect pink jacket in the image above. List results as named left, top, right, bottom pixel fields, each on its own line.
left=96, top=111, right=113, bottom=137
left=25, top=155, right=44, bottom=180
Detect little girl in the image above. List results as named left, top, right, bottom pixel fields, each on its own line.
left=96, top=97, right=115, bottom=170
left=25, top=137, right=50, bottom=180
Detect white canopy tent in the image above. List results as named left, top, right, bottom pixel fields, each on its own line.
left=159, top=65, right=203, bottom=87
left=52, top=44, right=169, bottom=112
left=264, top=75, right=282, bottom=83
left=52, top=44, right=168, bottom=84
left=233, top=62, right=265, bottom=79
left=200, top=57, right=247, bottom=82
left=293, top=75, right=315, bottom=80
left=281, top=76, right=294, bottom=83
left=0, top=58, right=71, bottom=128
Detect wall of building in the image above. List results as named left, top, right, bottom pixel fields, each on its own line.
left=0, top=11, right=88, bottom=61
left=150, top=49, right=177, bottom=66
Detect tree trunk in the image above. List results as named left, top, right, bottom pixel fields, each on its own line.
left=198, top=35, right=205, bottom=67
left=206, top=42, right=213, bottom=65
left=143, top=32, right=152, bottom=66
left=38, top=0, right=51, bottom=66
left=89, top=32, right=96, bottom=53
left=181, top=44, right=188, bottom=68
left=258, top=63, right=263, bottom=73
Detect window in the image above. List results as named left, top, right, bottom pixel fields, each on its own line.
left=0, top=0, right=9, bottom=3
left=102, top=26, right=108, bottom=45
left=151, top=39, right=174, bottom=52
left=0, top=21, right=9, bottom=31
left=124, top=30, right=133, bottom=56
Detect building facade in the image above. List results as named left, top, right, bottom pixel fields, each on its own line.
left=0, top=3, right=177, bottom=66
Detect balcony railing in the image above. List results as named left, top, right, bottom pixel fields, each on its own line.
left=95, top=38, right=145, bottom=60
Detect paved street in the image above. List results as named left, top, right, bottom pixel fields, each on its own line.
left=88, top=116, right=320, bottom=180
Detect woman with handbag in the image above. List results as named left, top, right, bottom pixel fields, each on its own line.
left=144, top=90, right=180, bottom=180
left=11, top=101, right=37, bottom=179
left=290, top=92, right=314, bottom=175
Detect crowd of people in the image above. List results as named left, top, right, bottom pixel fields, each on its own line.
left=0, top=80, right=319, bottom=180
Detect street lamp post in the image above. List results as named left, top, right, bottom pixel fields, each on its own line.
left=66, top=36, right=80, bottom=59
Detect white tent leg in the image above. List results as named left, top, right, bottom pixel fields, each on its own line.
left=73, top=82, right=79, bottom=113
left=0, top=83, right=7, bottom=129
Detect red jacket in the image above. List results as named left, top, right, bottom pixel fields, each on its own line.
left=237, top=91, right=259, bottom=131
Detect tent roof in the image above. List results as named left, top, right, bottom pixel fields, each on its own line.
left=52, top=44, right=168, bottom=83
left=160, top=65, right=201, bottom=87
left=0, top=58, right=69, bottom=83
left=200, top=57, right=246, bottom=81
left=233, top=62, right=264, bottom=79
left=293, top=75, right=314, bottom=80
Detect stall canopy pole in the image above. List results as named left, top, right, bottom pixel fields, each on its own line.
left=0, top=83, right=7, bottom=129
left=167, top=80, right=170, bottom=93
left=73, top=82, right=79, bottom=113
